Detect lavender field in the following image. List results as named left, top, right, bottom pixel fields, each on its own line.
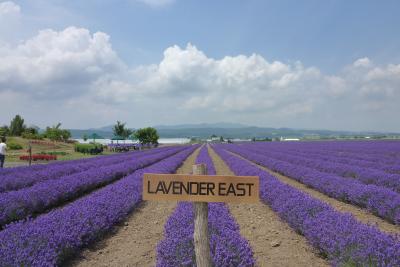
left=3, top=0, right=400, bottom=265
left=0, top=145, right=198, bottom=266
left=0, top=141, right=399, bottom=266
left=212, top=141, right=400, bottom=266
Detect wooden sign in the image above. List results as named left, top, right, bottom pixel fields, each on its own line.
left=143, top=173, right=259, bottom=203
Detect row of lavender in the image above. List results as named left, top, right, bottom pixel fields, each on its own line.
left=157, top=146, right=255, bottom=266
left=226, top=144, right=400, bottom=224
left=276, top=140, right=400, bottom=155
left=0, top=147, right=165, bottom=193
left=0, top=146, right=187, bottom=228
left=248, top=141, right=400, bottom=175
left=0, top=145, right=198, bottom=266
left=265, top=144, right=400, bottom=175
left=272, top=144, right=400, bottom=174
left=213, top=145, right=400, bottom=266
left=0, top=146, right=132, bottom=176
left=256, top=141, right=400, bottom=167
left=241, top=143, right=400, bottom=193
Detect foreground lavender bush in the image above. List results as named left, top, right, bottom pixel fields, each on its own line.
left=157, top=146, right=256, bottom=266
left=213, top=145, right=400, bottom=267
left=0, top=146, right=186, bottom=227
left=225, top=144, right=400, bottom=224
left=158, top=202, right=255, bottom=267
left=0, top=146, right=167, bottom=193
left=0, top=145, right=197, bottom=266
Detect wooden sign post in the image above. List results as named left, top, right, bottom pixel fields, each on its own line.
left=143, top=167, right=259, bottom=267
left=28, top=142, right=32, bottom=167
left=192, top=164, right=212, bottom=267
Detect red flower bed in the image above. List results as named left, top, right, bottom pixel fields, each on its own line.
left=19, top=154, right=57, bottom=161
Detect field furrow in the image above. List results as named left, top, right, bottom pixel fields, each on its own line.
left=157, top=145, right=256, bottom=266
left=243, top=144, right=400, bottom=192
left=224, top=144, right=400, bottom=224
left=228, top=149, right=400, bottom=235
left=208, top=146, right=329, bottom=267
left=212, top=145, right=400, bottom=266
left=71, top=146, right=201, bottom=267
left=0, top=146, right=187, bottom=227
left=0, top=145, right=198, bottom=266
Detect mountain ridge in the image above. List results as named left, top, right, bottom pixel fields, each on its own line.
left=68, top=122, right=399, bottom=139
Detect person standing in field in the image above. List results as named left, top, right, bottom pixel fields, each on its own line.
left=0, top=137, right=6, bottom=168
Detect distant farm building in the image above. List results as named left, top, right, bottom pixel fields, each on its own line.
left=280, top=137, right=300, bottom=141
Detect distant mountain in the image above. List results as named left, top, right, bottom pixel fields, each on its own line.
left=69, top=129, right=115, bottom=139
left=155, top=127, right=338, bottom=139
left=153, top=122, right=249, bottom=129
left=68, top=123, right=400, bottom=139
left=88, top=125, right=115, bottom=132
left=70, top=124, right=135, bottom=139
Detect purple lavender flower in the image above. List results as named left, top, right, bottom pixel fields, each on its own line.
left=0, top=145, right=198, bottom=266
left=157, top=146, right=256, bottom=266
left=0, top=146, right=187, bottom=227
left=223, top=144, right=400, bottom=224
left=212, top=144, right=400, bottom=267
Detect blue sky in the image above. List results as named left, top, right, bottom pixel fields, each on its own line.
left=1, top=0, right=400, bottom=131
left=15, top=0, right=400, bottom=71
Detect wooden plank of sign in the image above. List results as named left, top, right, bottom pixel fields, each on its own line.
left=143, top=173, right=259, bottom=203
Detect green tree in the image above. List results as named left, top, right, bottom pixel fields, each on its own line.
left=123, top=128, right=132, bottom=139
left=21, top=125, right=42, bottom=139
left=9, top=115, right=26, bottom=136
left=24, top=126, right=38, bottom=135
left=130, top=132, right=137, bottom=140
left=43, top=123, right=71, bottom=141
left=83, top=134, right=88, bottom=141
left=134, top=127, right=159, bottom=145
left=113, top=121, right=125, bottom=136
left=0, top=125, right=9, bottom=137
left=113, top=121, right=132, bottom=139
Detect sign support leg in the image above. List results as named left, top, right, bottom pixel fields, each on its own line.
left=193, top=164, right=212, bottom=267
left=28, top=143, right=32, bottom=166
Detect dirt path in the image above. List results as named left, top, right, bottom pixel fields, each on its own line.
left=208, top=146, right=329, bottom=267
left=228, top=150, right=400, bottom=235
left=73, top=147, right=201, bottom=267
left=4, top=161, right=44, bottom=167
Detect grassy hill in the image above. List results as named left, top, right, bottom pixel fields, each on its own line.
left=5, top=137, right=113, bottom=165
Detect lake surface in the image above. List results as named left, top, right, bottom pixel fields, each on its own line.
left=74, top=138, right=191, bottom=145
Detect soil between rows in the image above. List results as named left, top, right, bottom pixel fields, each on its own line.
left=71, top=145, right=397, bottom=267
left=208, top=146, right=329, bottom=267
left=72, top=147, right=201, bottom=267
left=227, top=150, right=400, bottom=235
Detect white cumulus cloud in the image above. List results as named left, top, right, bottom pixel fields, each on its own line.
left=1, top=26, right=400, bottom=131
left=97, top=44, right=334, bottom=116
left=134, top=0, right=175, bottom=8
left=0, top=27, right=123, bottom=98
left=88, top=44, right=400, bottom=130
left=0, top=1, right=20, bottom=16
left=353, top=57, right=372, bottom=68
left=0, top=1, right=21, bottom=41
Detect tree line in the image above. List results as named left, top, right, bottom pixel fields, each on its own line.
left=111, top=121, right=159, bottom=145
left=0, top=115, right=159, bottom=145
left=0, top=115, right=71, bottom=142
